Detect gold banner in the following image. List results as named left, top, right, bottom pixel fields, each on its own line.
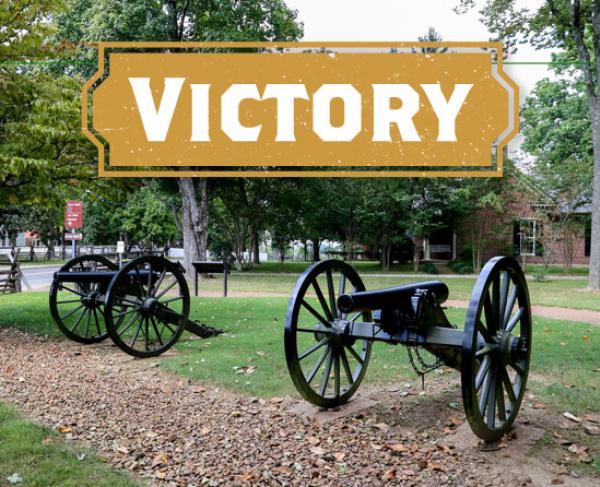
left=83, top=42, right=519, bottom=177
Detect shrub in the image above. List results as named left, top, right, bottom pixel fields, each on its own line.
left=448, top=260, right=474, bottom=274
left=419, top=262, right=439, bottom=274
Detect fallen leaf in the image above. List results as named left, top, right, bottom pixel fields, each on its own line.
left=310, top=446, right=326, bottom=456
left=582, top=335, right=590, bottom=341
left=533, top=403, right=546, bottom=409
left=256, top=351, right=267, bottom=358
left=427, top=462, right=446, bottom=472
left=386, top=443, right=409, bottom=453
left=237, top=472, right=255, bottom=481
left=550, top=478, right=564, bottom=485
left=42, top=437, right=53, bottom=445
left=567, top=444, right=578, bottom=454
left=583, top=423, right=600, bottom=436
left=152, top=453, right=169, bottom=467
left=272, top=466, right=292, bottom=475
left=374, top=422, right=389, bottom=432
left=383, top=469, right=396, bottom=480
left=57, top=426, right=71, bottom=434
left=563, top=412, right=582, bottom=423
left=5, top=367, right=14, bottom=378
left=6, top=474, right=23, bottom=485
left=449, top=416, right=463, bottom=427
left=333, top=452, right=345, bottom=462
left=307, top=437, right=320, bottom=446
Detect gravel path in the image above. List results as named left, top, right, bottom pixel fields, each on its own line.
left=0, top=328, right=594, bottom=486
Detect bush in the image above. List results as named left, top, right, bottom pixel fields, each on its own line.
left=419, top=262, right=439, bottom=274
left=448, top=260, right=474, bottom=274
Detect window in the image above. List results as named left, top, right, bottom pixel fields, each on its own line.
left=519, top=219, right=537, bottom=257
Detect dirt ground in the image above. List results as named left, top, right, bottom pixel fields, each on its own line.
left=1, top=328, right=598, bottom=487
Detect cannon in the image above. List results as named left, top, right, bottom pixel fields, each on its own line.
left=284, top=256, right=531, bottom=441
left=49, top=255, right=216, bottom=358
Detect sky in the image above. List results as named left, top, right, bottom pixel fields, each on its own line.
left=284, top=0, right=557, bottom=155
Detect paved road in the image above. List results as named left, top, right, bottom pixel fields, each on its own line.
left=20, top=265, right=60, bottom=290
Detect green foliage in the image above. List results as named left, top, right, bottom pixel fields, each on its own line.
left=0, top=0, right=65, bottom=59
left=522, top=78, right=593, bottom=198
left=448, top=259, right=474, bottom=274
left=0, top=72, right=105, bottom=206
left=418, top=262, right=439, bottom=274
left=84, top=184, right=178, bottom=246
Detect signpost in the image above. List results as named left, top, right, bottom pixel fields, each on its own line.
left=117, top=240, right=125, bottom=267
left=64, top=201, right=83, bottom=258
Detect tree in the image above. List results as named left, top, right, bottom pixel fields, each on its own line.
left=455, top=0, right=600, bottom=289
left=521, top=77, right=593, bottom=273
left=57, top=0, right=303, bottom=274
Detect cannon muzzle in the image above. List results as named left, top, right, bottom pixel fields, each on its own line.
left=337, top=280, right=449, bottom=313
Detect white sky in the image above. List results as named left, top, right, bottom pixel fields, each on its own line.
left=284, top=0, right=557, bottom=154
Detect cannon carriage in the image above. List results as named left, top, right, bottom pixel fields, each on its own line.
left=285, top=256, right=531, bottom=441
left=49, top=255, right=212, bottom=357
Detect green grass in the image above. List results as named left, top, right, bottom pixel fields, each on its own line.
left=0, top=403, right=142, bottom=487
left=195, top=273, right=600, bottom=311
left=238, top=260, right=590, bottom=276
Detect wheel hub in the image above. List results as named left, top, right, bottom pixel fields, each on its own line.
left=141, top=297, right=157, bottom=316
left=82, top=291, right=101, bottom=309
left=325, top=319, right=356, bottom=347
left=498, top=331, right=526, bottom=365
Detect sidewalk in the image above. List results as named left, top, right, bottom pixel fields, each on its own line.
left=446, top=300, right=600, bottom=326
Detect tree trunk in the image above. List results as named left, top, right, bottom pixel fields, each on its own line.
left=177, top=177, right=207, bottom=275
left=380, top=235, right=391, bottom=272
left=312, top=237, right=320, bottom=261
left=413, top=237, right=421, bottom=272
left=251, top=226, right=260, bottom=264
left=588, top=96, right=600, bottom=289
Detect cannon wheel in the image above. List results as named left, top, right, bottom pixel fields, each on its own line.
left=461, top=256, right=532, bottom=441
left=285, top=260, right=372, bottom=408
left=49, top=255, right=118, bottom=344
left=104, top=256, right=190, bottom=358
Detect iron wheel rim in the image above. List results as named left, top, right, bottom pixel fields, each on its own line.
left=49, top=255, right=117, bottom=344
left=284, top=259, right=372, bottom=408
left=104, top=256, right=190, bottom=358
left=461, top=256, right=532, bottom=441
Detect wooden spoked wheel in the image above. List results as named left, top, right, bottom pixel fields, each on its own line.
left=285, top=259, right=372, bottom=408
left=461, top=256, right=532, bottom=441
left=104, top=256, right=190, bottom=358
left=49, top=255, right=117, bottom=344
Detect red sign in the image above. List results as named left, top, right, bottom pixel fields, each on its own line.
left=64, top=232, right=83, bottom=241
left=64, top=201, right=83, bottom=229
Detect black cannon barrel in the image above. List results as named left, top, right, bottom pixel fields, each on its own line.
left=337, top=280, right=449, bottom=313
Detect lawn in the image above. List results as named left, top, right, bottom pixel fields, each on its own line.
left=239, top=260, right=590, bottom=276
left=0, top=403, right=142, bottom=487
left=195, top=272, right=600, bottom=311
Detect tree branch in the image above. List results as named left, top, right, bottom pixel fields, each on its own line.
left=570, top=0, right=597, bottom=98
